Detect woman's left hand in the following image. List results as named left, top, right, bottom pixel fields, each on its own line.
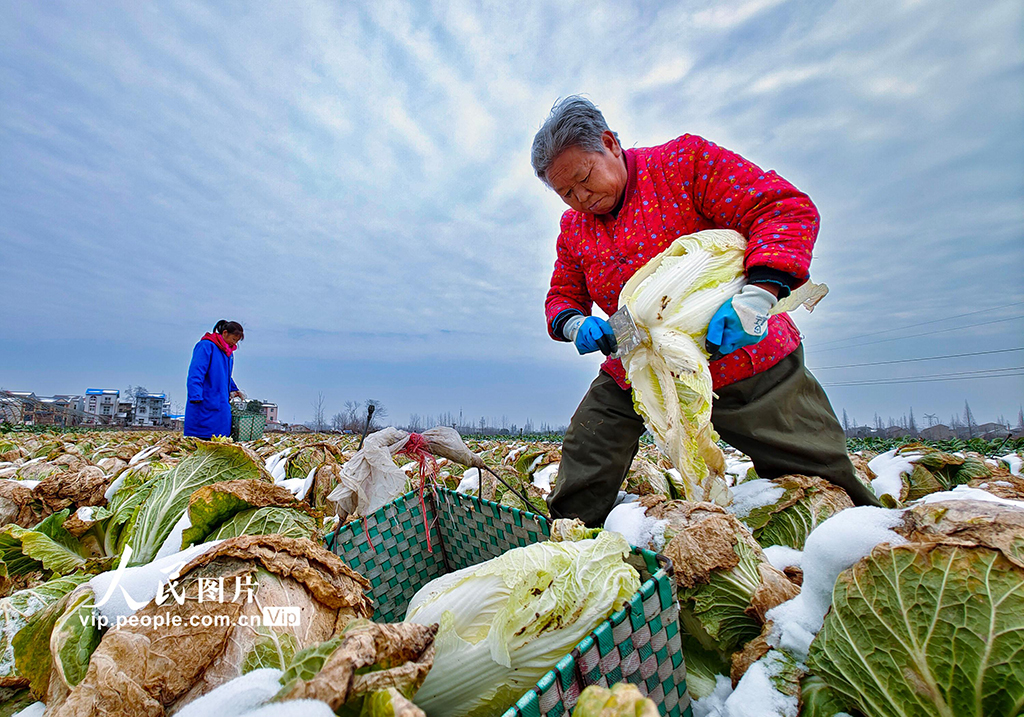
left=230, top=390, right=246, bottom=401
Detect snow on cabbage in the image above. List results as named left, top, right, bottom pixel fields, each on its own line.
left=1, top=427, right=1022, bottom=717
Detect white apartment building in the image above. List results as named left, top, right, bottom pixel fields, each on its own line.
left=84, top=389, right=119, bottom=424
left=133, top=392, right=167, bottom=427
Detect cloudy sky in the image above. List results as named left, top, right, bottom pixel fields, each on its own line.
left=2, top=0, right=1022, bottom=429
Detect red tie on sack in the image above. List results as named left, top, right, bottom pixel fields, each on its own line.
left=397, top=433, right=439, bottom=553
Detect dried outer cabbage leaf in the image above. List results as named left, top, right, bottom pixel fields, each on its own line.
left=967, top=474, right=1024, bottom=500
left=572, top=682, right=659, bottom=717
left=210, top=506, right=317, bottom=542
left=807, top=499, right=1024, bottom=717
left=126, top=442, right=273, bottom=566
left=0, top=480, right=42, bottom=530
left=34, top=466, right=109, bottom=516
left=641, top=498, right=797, bottom=655
left=619, top=230, right=827, bottom=505
left=47, top=535, right=372, bottom=717
left=624, top=457, right=673, bottom=498
left=276, top=620, right=437, bottom=712
left=182, top=479, right=316, bottom=546
left=735, top=475, right=853, bottom=551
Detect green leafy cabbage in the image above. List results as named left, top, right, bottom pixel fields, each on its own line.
left=125, top=442, right=269, bottom=566
left=807, top=499, right=1024, bottom=717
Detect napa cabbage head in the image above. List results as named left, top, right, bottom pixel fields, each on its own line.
left=405, top=530, right=640, bottom=717
left=619, top=229, right=826, bottom=504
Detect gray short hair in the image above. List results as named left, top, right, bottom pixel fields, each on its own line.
left=531, top=96, right=619, bottom=184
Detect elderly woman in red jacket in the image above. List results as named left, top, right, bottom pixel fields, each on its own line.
left=534, top=96, right=878, bottom=527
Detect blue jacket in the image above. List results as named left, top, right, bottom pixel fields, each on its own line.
left=184, top=339, right=238, bottom=439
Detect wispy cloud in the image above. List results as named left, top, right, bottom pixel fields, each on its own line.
left=1, top=0, right=1021, bottom=424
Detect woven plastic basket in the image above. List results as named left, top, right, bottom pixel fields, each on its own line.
left=230, top=412, right=266, bottom=441
left=329, top=488, right=692, bottom=716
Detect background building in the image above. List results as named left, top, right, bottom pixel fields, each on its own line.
left=261, top=402, right=278, bottom=423
left=84, top=389, right=119, bottom=424
left=133, top=392, right=167, bottom=427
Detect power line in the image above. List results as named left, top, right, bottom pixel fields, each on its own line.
left=810, top=314, right=1023, bottom=353
left=809, top=346, right=1024, bottom=371
left=809, top=300, right=1024, bottom=349
left=822, top=367, right=1024, bottom=387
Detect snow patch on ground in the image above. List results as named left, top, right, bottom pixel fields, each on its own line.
left=999, top=453, right=1022, bottom=476
left=274, top=465, right=316, bottom=500
left=766, top=506, right=906, bottom=658
left=763, top=545, right=802, bottom=572
left=456, top=467, right=480, bottom=494
left=722, top=652, right=798, bottom=717
left=917, top=485, right=1024, bottom=509
left=89, top=540, right=223, bottom=622
left=504, top=445, right=528, bottom=465
left=532, top=463, right=559, bottom=495
left=728, top=479, right=785, bottom=520
left=76, top=506, right=95, bottom=522
left=12, top=703, right=45, bottom=717
left=868, top=449, right=920, bottom=499
left=604, top=502, right=666, bottom=551
left=724, top=458, right=755, bottom=485
left=692, top=675, right=733, bottom=717
left=174, top=668, right=336, bottom=717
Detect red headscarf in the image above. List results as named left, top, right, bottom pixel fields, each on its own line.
left=202, top=332, right=236, bottom=357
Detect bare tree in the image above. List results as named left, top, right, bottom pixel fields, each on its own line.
left=964, top=400, right=976, bottom=439
left=342, top=401, right=361, bottom=431
left=408, top=413, right=423, bottom=432
left=311, top=392, right=327, bottom=432
left=908, top=407, right=917, bottom=434
left=331, top=412, right=345, bottom=431
left=842, top=409, right=850, bottom=434
left=1018, top=406, right=1024, bottom=430
left=124, top=385, right=148, bottom=401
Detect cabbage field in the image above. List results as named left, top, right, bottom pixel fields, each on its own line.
left=0, top=428, right=1022, bottom=717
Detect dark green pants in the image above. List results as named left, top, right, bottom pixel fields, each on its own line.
left=548, top=346, right=879, bottom=526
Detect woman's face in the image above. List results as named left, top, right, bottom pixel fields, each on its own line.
left=545, top=131, right=628, bottom=215
left=222, top=331, right=243, bottom=348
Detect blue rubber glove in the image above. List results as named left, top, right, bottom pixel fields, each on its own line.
left=564, top=315, right=617, bottom=356
left=705, top=284, right=778, bottom=357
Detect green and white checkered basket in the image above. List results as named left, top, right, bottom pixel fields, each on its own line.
left=328, top=487, right=692, bottom=717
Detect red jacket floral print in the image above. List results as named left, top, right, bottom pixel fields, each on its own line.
left=545, top=134, right=818, bottom=391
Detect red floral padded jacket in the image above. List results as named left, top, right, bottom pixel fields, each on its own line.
left=545, top=134, right=818, bottom=391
